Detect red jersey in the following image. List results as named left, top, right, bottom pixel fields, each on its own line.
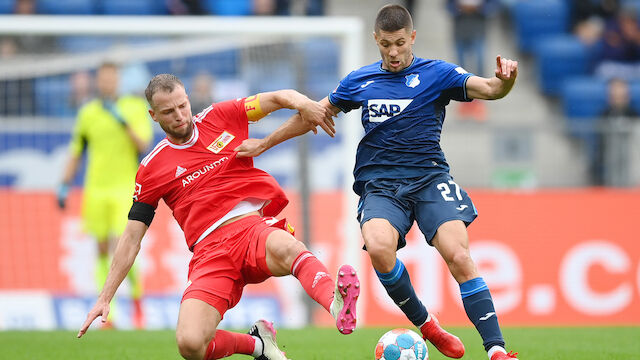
left=133, top=97, right=289, bottom=249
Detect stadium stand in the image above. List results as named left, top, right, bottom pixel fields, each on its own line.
left=534, top=34, right=592, bottom=96
left=100, top=0, right=168, bottom=15
left=36, top=0, right=96, bottom=15
left=202, top=0, right=252, bottom=15
left=0, top=0, right=14, bottom=14
left=512, top=0, right=569, bottom=54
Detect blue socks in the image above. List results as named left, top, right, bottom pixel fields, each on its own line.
left=376, top=259, right=428, bottom=326
left=460, top=277, right=505, bottom=351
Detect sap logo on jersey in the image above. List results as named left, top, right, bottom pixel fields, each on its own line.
left=367, top=99, right=413, bottom=123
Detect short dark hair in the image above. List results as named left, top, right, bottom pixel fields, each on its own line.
left=145, top=74, right=184, bottom=106
left=374, top=4, right=413, bottom=33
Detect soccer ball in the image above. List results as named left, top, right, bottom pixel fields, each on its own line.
left=374, top=328, right=428, bottom=360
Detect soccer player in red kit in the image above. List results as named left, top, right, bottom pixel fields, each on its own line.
left=77, top=74, right=360, bottom=360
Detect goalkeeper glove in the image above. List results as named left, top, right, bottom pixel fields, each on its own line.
left=102, top=99, right=127, bottom=127
left=57, top=183, right=69, bottom=210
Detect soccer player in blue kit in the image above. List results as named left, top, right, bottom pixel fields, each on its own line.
left=235, top=4, right=519, bottom=360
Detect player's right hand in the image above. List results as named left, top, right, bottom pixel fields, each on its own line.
left=299, top=100, right=336, bottom=137
left=56, top=183, right=69, bottom=209
left=77, top=301, right=110, bottom=338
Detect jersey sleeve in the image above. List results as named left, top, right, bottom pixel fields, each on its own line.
left=68, top=106, right=89, bottom=156
left=207, top=98, right=251, bottom=138
left=436, top=60, right=474, bottom=102
left=328, top=71, right=362, bottom=113
left=132, top=166, right=161, bottom=209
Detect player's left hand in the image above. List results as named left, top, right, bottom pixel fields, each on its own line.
left=235, top=138, right=267, bottom=158
left=495, top=55, right=518, bottom=82
left=77, top=301, right=110, bottom=338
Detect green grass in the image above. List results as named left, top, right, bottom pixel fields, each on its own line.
left=2, top=326, right=639, bottom=359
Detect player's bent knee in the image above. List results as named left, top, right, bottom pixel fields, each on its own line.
left=176, top=333, right=207, bottom=360
left=266, top=229, right=308, bottom=274
left=365, top=240, right=396, bottom=271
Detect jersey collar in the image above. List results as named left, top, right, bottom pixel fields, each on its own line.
left=166, top=123, right=199, bottom=149
left=378, top=54, right=417, bottom=73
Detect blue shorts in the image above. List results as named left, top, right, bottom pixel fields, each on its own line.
left=357, top=172, right=478, bottom=249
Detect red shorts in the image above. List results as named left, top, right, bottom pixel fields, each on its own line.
left=181, top=215, right=293, bottom=318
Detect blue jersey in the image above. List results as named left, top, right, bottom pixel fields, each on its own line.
left=329, top=57, right=473, bottom=195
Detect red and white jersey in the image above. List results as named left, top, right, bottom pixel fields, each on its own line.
left=133, top=97, right=289, bottom=249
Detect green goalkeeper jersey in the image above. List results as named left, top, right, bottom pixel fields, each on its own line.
left=69, top=96, right=152, bottom=192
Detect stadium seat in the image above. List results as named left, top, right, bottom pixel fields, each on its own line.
left=621, top=0, right=640, bottom=11
left=100, top=0, right=167, bottom=15
left=183, top=50, right=240, bottom=77
left=629, top=81, right=640, bottom=114
left=36, top=0, right=96, bottom=14
left=535, top=35, right=590, bottom=96
left=146, top=59, right=173, bottom=76
left=244, top=62, right=295, bottom=95
left=561, top=76, right=607, bottom=138
left=512, top=0, right=569, bottom=53
left=0, top=0, right=14, bottom=14
left=34, top=75, right=75, bottom=117
left=202, top=0, right=251, bottom=15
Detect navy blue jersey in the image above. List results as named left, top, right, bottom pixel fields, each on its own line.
left=329, top=57, right=473, bottom=195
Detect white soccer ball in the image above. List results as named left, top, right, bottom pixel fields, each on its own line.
left=374, top=328, right=428, bottom=360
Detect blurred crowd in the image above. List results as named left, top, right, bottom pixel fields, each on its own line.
left=570, top=0, right=640, bottom=80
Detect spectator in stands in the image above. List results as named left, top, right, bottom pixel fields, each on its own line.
left=6, top=0, right=57, bottom=55
left=263, top=0, right=325, bottom=15
left=594, top=6, right=640, bottom=79
left=571, top=0, right=619, bottom=45
left=168, top=0, right=207, bottom=15
left=253, top=0, right=276, bottom=15
left=189, top=71, right=216, bottom=113
left=448, top=0, right=495, bottom=121
left=591, top=77, right=639, bottom=185
left=69, top=70, right=93, bottom=110
left=57, top=62, right=152, bottom=328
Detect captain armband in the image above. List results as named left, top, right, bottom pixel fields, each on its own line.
left=244, top=94, right=266, bottom=122
left=128, top=201, right=156, bottom=226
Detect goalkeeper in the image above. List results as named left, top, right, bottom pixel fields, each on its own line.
left=57, top=61, right=152, bottom=328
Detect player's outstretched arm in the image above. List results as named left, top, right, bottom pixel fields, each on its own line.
left=235, top=111, right=307, bottom=157
left=235, top=96, right=341, bottom=157
left=77, top=220, right=147, bottom=338
left=258, top=90, right=336, bottom=136
left=466, top=55, right=518, bottom=100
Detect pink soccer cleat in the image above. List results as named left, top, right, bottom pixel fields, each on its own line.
left=491, top=350, right=519, bottom=360
left=419, top=314, right=465, bottom=358
left=330, top=264, right=360, bottom=334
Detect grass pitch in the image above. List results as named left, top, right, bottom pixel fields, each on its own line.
left=2, top=326, right=638, bottom=359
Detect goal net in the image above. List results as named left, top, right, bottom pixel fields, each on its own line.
left=0, top=15, right=363, bottom=330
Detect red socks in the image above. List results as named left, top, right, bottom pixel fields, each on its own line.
left=204, top=330, right=256, bottom=359
left=290, top=251, right=334, bottom=312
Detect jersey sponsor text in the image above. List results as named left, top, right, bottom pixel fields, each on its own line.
left=182, top=157, right=228, bottom=187
left=367, top=99, right=413, bottom=122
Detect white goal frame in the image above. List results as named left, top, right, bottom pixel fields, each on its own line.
left=0, top=14, right=365, bottom=271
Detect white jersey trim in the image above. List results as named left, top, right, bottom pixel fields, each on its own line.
left=194, top=104, right=214, bottom=123
left=141, top=140, right=169, bottom=167
left=193, top=198, right=266, bottom=247
left=166, top=123, right=199, bottom=149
